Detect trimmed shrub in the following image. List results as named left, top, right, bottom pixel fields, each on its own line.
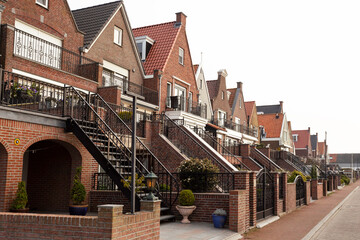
left=118, top=111, right=132, bottom=122
left=70, top=167, right=86, bottom=205
left=160, top=183, right=170, bottom=191
left=177, top=158, right=219, bottom=192
left=288, top=170, right=308, bottom=183
left=179, top=190, right=195, bottom=206
left=341, top=175, right=350, bottom=185
left=310, top=165, right=318, bottom=179
left=11, top=181, right=28, bottom=210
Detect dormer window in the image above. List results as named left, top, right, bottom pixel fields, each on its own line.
left=135, top=36, right=154, bottom=61
left=36, top=0, right=48, bottom=8
left=179, top=47, right=184, bottom=65
left=114, top=26, right=122, bottom=46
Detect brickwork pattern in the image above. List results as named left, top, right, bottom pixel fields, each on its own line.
left=286, top=183, right=296, bottom=213
left=89, top=190, right=130, bottom=213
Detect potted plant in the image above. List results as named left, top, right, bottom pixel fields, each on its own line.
left=212, top=209, right=227, bottom=228
left=69, top=167, right=88, bottom=216
left=45, top=97, right=57, bottom=108
left=10, top=181, right=29, bottom=213
left=176, top=189, right=196, bottom=224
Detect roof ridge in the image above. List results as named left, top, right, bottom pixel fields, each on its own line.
left=72, top=0, right=121, bottom=12
left=133, top=21, right=176, bottom=31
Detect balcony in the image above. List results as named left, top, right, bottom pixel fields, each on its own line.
left=12, top=28, right=99, bottom=82
left=211, top=118, right=258, bottom=137
left=166, top=96, right=207, bottom=119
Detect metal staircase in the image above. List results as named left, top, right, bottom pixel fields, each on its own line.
left=286, top=152, right=311, bottom=175
left=64, top=87, right=179, bottom=215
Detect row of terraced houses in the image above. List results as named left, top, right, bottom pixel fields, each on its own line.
left=0, top=1, right=353, bottom=239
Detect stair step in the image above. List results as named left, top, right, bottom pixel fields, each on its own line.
left=160, top=207, right=170, bottom=212
left=160, top=215, right=176, bottom=222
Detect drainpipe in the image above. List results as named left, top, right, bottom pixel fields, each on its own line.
left=154, top=70, right=163, bottom=111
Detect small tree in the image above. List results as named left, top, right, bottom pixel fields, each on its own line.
left=70, top=167, right=86, bottom=205
left=11, top=181, right=28, bottom=210
left=310, top=165, right=318, bottom=179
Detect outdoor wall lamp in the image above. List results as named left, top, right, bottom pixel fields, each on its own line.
left=145, top=172, right=158, bottom=200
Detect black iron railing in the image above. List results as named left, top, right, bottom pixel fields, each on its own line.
left=161, top=114, right=233, bottom=173
left=191, top=127, right=249, bottom=170
left=166, top=96, right=207, bottom=118
left=251, top=147, right=281, bottom=171
left=172, top=172, right=234, bottom=193
left=211, top=118, right=257, bottom=137
left=286, top=152, right=311, bottom=175
left=13, top=28, right=99, bottom=81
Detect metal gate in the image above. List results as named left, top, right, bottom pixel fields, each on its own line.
left=295, top=176, right=306, bottom=207
left=256, top=168, right=274, bottom=220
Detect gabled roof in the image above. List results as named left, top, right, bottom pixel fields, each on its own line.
left=257, top=104, right=281, bottom=114
left=331, top=154, right=360, bottom=164
left=227, top=88, right=237, bottom=107
left=72, top=1, right=122, bottom=47
left=207, top=80, right=219, bottom=100
left=133, top=21, right=181, bottom=75
left=257, top=113, right=284, bottom=138
left=292, top=129, right=310, bottom=149
left=311, top=134, right=318, bottom=151
left=193, top=64, right=199, bottom=74
left=245, top=101, right=255, bottom=119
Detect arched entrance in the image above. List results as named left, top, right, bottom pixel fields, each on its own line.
left=256, top=168, right=275, bottom=220
left=0, top=143, right=8, bottom=211
left=295, top=175, right=306, bottom=207
left=23, top=140, right=81, bottom=212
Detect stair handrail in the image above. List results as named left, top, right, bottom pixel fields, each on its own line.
left=162, top=114, right=233, bottom=173
left=90, top=93, right=180, bottom=207
left=286, top=152, right=311, bottom=174
left=251, top=147, right=281, bottom=171
left=64, top=87, right=149, bottom=190
left=191, top=127, right=250, bottom=170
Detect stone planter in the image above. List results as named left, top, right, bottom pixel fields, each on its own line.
left=176, top=205, right=196, bottom=224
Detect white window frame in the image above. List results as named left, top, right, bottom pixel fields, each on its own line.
left=114, top=26, right=123, bottom=46
left=293, top=134, right=298, bottom=142
left=221, top=91, right=224, bottom=100
left=179, top=47, right=184, bottom=65
left=218, top=110, right=226, bottom=127
left=166, top=82, right=172, bottom=107
left=36, top=0, right=48, bottom=8
left=239, top=97, right=242, bottom=108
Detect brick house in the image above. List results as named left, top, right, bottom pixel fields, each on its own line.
left=292, top=128, right=312, bottom=158
left=133, top=13, right=207, bottom=127
left=245, top=101, right=260, bottom=143
left=0, top=0, right=102, bottom=212
left=72, top=1, right=158, bottom=112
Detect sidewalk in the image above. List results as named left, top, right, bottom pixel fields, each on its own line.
left=243, top=181, right=360, bottom=240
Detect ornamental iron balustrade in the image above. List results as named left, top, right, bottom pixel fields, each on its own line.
left=166, top=96, right=207, bottom=118
left=211, top=117, right=257, bottom=137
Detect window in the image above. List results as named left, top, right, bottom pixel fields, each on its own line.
left=114, top=26, right=122, bottom=46
left=179, top=47, right=184, bottom=65
left=221, top=91, right=224, bottom=100
left=199, top=79, right=202, bottom=89
left=218, top=110, right=226, bottom=127
left=36, top=0, right=48, bottom=8
left=174, top=84, right=186, bottom=111
left=239, top=97, right=242, bottom=108
left=102, top=69, right=126, bottom=91
left=136, top=42, right=143, bottom=59
left=166, top=82, right=172, bottom=107
left=188, top=92, right=193, bottom=111
left=293, top=134, right=298, bottom=142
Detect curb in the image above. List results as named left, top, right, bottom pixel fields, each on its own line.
left=302, top=185, right=359, bottom=240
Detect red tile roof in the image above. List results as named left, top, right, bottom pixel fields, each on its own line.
left=193, top=64, right=199, bottom=74
left=206, top=80, right=219, bottom=100
left=318, top=142, right=325, bottom=155
left=257, top=113, right=284, bottom=138
left=227, top=88, right=236, bottom=106
left=292, top=130, right=310, bottom=149
left=245, top=101, right=255, bottom=119
left=133, top=22, right=180, bottom=75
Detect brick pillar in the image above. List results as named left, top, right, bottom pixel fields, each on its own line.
left=272, top=172, right=280, bottom=215
left=323, top=179, right=328, bottom=196
left=305, top=181, right=311, bottom=205
left=229, top=190, right=247, bottom=234
left=240, top=144, right=250, bottom=158
left=258, top=148, right=271, bottom=158
left=98, top=204, right=124, bottom=236
left=311, top=179, right=318, bottom=200
left=328, top=177, right=333, bottom=191
left=141, top=200, right=161, bottom=220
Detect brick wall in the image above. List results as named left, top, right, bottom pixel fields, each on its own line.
left=168, top=192, right=229, bottom=224
left=0, top=201, right=160, bottom=240
left=306, top=181, right=311, bottom=205
left=311, top=179, right=324, bottom=200
left=89, top=190, right=130, bottom=213
left=0, top=118, right=98, bottom=211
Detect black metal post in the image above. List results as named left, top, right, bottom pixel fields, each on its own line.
left=131, top=95, right=137, bottom=214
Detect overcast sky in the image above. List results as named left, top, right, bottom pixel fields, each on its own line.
left=67, top=0, right=360, bottom=153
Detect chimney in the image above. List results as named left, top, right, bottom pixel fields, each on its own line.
left=279, top=101, right=283, bottom=113
left=237, top=82, right=243, bottom=90
left=308, top=127, right=310, bottom=133
left=217, top=69, right=228, bottom=78
left=176, top=12, right=187, bottom=27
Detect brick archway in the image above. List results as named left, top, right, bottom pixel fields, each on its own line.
left=24, top=139, right=82, bottom=212
left=0, top=141, right=9, bottom=211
